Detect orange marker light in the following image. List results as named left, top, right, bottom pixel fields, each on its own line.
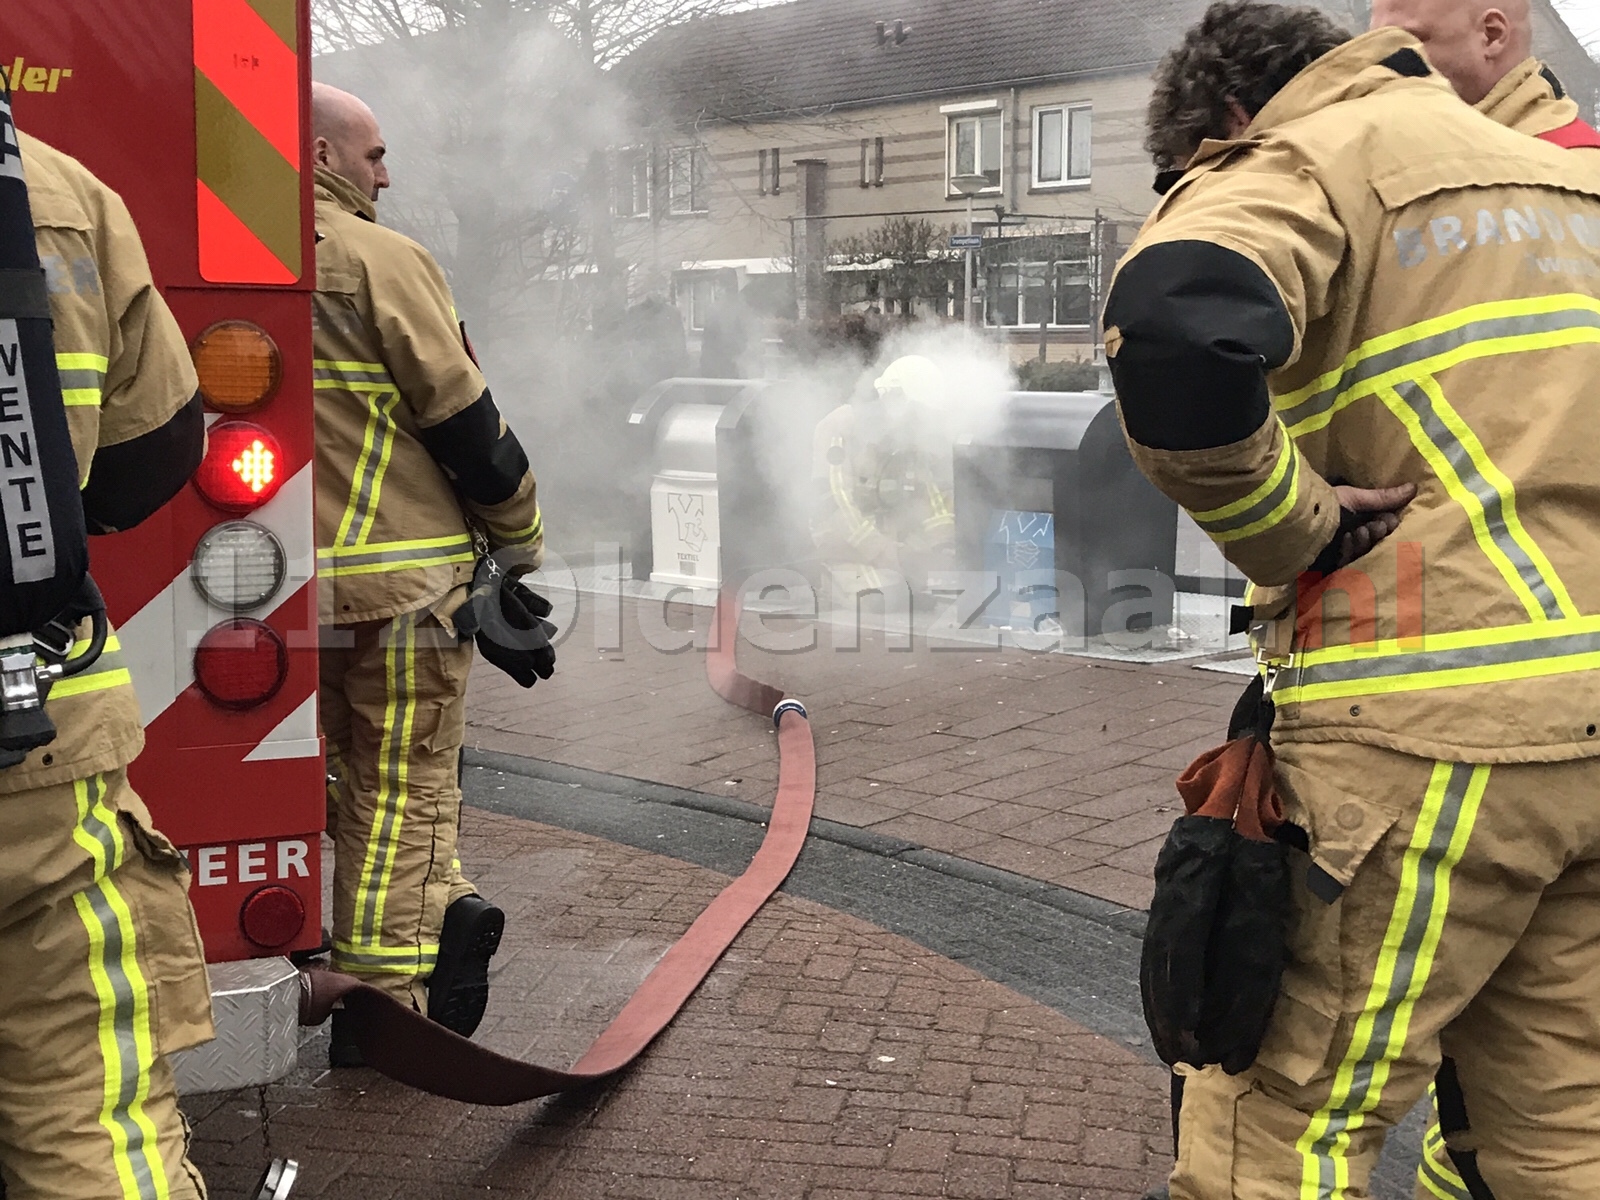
left=191, top=321, right=283, bottom=413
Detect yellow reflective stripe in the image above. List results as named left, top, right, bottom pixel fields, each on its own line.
left=1277, top=294, right=1600, bottom=437
left=828, top=443, right=877, bottom=545
left=49, top=635, right=131, bottom=701
left=347, top=615, right=418, bottom=971
left=501, top=508, right=543, bottom=545
left=70, top=776, right=171, bottom=1200
left=1275, top=614, right=1600, bottom=706
left=1416, top=1115, right=1470, bottom=1200
left=317, top=535, right=476, bottom=577
left=1297, top=762, right=1486, bottom=1200
left=1190, top=434, right=1301, bottom=543
left=57, top=351, right=110, bottom=407
left=312, top=358, right=394, bottom=393
left=1377, top=379, right=1574, bottom=622
left=335, top=393, right=400, bottom=548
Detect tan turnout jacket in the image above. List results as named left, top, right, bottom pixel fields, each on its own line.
left=313, top=168, right=542, bottom=627
left=2, top=135, right=197, bottom=794
left=1478, top=57, right=1583, bottom=139
left=1106, top=29, right=1600, bottom=763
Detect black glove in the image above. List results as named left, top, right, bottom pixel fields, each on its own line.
left=459, top=558, right=557, bottom=687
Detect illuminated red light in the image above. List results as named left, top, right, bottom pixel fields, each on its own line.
left=193, top=618, right=289, bottom=709
left=241, top=885, right=305, bottom=949
left=194, top=421, right=284, bottom=512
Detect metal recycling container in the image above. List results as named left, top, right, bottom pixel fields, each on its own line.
left=628, top=378, right=821, bottom=588
left=953, top=390, right=1178, bottom=638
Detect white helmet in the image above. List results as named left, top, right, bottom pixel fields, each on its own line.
left=873, top=354, right=946, bottom=411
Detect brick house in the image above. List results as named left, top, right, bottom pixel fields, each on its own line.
left=617, top=0, right=1600, bottom=364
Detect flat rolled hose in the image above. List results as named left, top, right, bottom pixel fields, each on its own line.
left=299, top=588, right=816, bottom=1103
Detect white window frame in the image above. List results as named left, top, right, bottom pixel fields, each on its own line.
left=1032, top=104, right=1092, bottom=189
left=668, top=146, right=708, bottom=215
left=614, top=145, right=651, bottom=218
left=683, top=275, right=717, bottom=331
left=984, top=261, right=1094, bottom=330
left=944, top=102, right=1004, bottom=196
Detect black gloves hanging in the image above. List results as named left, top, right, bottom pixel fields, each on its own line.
left=455, top=556, right=556, bottom=688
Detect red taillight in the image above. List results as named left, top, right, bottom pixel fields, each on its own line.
left=193, top=619, right=288, bottom=709
left=241, top=885, right=305, bottom=949
left=193, top=421, right=284, bottom=513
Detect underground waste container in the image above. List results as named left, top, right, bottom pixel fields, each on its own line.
left=627, top=378, right=819, bottom=587
left=953, top=390, right=1178, bottom=639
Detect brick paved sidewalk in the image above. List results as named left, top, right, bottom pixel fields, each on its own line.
left=188, top=810, right=1173, bottom=1198
left=466, top=593, right=1242, bottom=910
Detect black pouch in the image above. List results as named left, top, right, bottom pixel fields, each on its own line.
left=1140, top=674, right=1292, bottom=1074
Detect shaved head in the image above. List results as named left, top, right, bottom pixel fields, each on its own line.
left=311, top=82, right=390, bottom=201
left=1370, top=0, right=1532, bottom=104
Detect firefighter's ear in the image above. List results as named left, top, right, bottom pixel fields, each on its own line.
left=312, top=136, right=333, bottom=168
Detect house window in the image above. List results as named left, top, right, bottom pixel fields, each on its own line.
left=758, top=149, right=768, bottom=195
left=686, top=276, right=716, bottom=331
left=985, top=262, right=1094, bottom=328
left=1033, top=105, right=1091, bottom=187
left=949, top=111, right=1002, bottom=192
left=858, top=137, right=885, bottom=188
left=614, top=146, right=651, bottom=217
left=669, top=147, right=707, bottom=214
left=768, top=146, right=781, bottom=194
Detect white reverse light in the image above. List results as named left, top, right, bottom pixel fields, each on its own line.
left=191, top=521, right=287, bottom=611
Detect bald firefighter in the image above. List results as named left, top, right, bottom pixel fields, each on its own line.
left=1371, top=0, right=1600, bottom=147
left=811, top=354, right=955, bottom=590
left=2, top=128, right=211, bottom=1194
left=1116, top=5, right=1600, bottom=1197
left=1366, top=6, right=1600, bottom=1196
left=310, top=83, right=550, bottom=1065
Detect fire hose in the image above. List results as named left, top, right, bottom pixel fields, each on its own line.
left=296, top=589, right=817, bottom=1103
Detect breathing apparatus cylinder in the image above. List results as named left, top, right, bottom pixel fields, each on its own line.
left=0, top=78, right=100, bottom=767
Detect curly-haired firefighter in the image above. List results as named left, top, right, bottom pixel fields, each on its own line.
left=1110, top=4, right=1600, bottom=1197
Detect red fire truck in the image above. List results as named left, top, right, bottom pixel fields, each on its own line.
left=5, top=0, right=323, bottom=1086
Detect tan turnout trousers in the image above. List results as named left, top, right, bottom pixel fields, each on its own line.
left=0, top=771, right=211, bottom=1199
left=1170, top=740, right=1600, bottom=1200
left=321, top=613, right=476, bottom=1008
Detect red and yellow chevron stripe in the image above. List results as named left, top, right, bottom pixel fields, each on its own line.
left=193, top=0, right=302, bottom=284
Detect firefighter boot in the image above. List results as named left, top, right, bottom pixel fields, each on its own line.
left=427, top=894, right=504, bottom=1037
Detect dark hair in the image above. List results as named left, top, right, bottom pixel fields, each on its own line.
left=1145, top=1, right=1352, bottom=172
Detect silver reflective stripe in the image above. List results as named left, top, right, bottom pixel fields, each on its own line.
left=57, top=366, right=106, bottom=394
left=1390, top=381, right=1565, bottom=620
left=1302, top=763, right=1478, bottom=1200
left=355, top=613, right=414, bottom=947
left=313, top=364, right=394, bottom=388
left=340, top=394, right=398, bottom=548
left=74, top=776, right=165, bottom=1200
left=1281, top=308, right=1600, bottom=428
left=1303, top=628, right=1600, bottom=686
left=1192, top=452, right=1298, bottom=538
left=316, top=538, right=473, bottom=571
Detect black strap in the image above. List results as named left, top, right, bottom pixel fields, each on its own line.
left=1380, top=48, right=1432, bottom=78
left=1153, top=168, right=1184, bottom=196
left=1540, top=64, right=1567, bottom=100
left=1434, top=1056, right=1500, bottom=1200
left=0, top=266, right=48, bottom=320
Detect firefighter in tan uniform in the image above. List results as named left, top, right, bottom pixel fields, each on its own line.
left=1112, top=7, right=1600, bottom=1197
left=309, top=84, right=546, bottom=1064
left=1365, top=7, right=1600, bottom=1197
left=1372, top=0, right=1600, bottom=148
left=2, top=132, right=211, bottom=1197
left=811, top=355, right=955, bottom=589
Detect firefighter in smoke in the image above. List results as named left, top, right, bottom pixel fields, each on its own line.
left=1372, top=0, right=1600, bottom=148
left=1, top=129, right=211, bottom=1194
left=810, top=354, right=956, bottom=589
left=309, top=83, right=553, bottom=1066
left=1113, top=4, right=1600, bottom=1196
